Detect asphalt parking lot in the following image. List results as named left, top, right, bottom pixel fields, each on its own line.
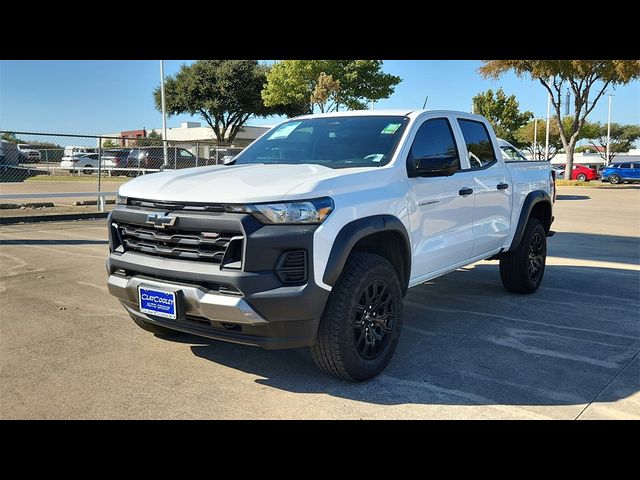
left=1, top=186, right=638, bottom=419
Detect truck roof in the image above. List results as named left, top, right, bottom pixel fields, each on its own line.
left=292, top=109, right=485, bottom=120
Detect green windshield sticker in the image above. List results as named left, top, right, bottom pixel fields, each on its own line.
left=381, top=123, right=401, bottom=135
left=268, top=121, right=302, bottom=140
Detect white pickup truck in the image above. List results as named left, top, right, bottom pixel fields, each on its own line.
left=107, top=110, right=555, bottom=381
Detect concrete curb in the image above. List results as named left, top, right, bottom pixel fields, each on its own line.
left=0, top=212, right=109, bottom=225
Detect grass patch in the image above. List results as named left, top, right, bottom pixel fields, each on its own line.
left=555, top=179, right=594, bottom=186
left=26, top=175, right=131, bottom=183
left=555, top=180, right=639, bottom=188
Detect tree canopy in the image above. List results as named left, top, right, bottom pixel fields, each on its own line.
left=479, top=60, right=640, bottom=169
left=472, top=88, right=532, bottom=146
left=154, top=60, right=279, bottom=144
left=262, top=60, right=401, bottom=115
left=515, top=117, right=599, bottom=160
left=135, top=130, right=163, bottom=147
left=589, top=123, right=640, bottom=161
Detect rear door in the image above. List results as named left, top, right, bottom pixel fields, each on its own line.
left=619, top=163, right=633, bottom=180
left=454, top=116, right=512, bottom=257
left=407, top=116, right=476, bottom=278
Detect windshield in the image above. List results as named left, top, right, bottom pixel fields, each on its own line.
left=234, top=116, right=409, bottom=169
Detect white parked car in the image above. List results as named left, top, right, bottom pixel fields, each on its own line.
left=63, top=146, right=96, bottom=158
left=60, top=153, right=117, bottom=174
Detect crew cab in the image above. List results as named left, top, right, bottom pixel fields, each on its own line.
left=107, top=110, right=554, bottom=381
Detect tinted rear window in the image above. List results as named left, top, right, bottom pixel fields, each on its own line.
left=457, top=119, right=497, bottom=168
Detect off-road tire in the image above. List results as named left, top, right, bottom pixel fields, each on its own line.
left=311, top=252, right=403, bottom=381
left=500, top=218, right=547, bottom=294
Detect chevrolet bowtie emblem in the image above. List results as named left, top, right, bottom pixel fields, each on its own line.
left=146, top=213, right=177, bottom=229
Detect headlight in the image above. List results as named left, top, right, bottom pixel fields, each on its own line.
left=226, top=197, right=334, bottom=224
left=116, top=194, right=128, bottom=205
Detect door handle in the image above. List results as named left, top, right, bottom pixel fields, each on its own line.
left=497, top=182, right=509, bottom=190
left=459, top=187, right=473, bottom=196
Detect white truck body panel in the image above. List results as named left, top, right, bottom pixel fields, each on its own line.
left=118, top=109, right=551, bottom=292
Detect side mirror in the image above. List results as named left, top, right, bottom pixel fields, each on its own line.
left=408, top=154, right=459, bottom=178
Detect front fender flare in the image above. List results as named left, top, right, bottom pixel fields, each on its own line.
left=322, top=215, right=411, bottom=289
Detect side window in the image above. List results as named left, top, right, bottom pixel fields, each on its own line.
left=409, top=118, right=460, bottom=169
left=457, top=119, right=498, bottom=169
left=180, top=149, right=194, bottom=157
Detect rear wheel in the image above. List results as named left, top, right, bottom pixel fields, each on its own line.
left=311, top=252, right=403, bottom=381
left=129, top=313, right=180, bottom=336
left=82, top=164, right=92, bottom=175
left=609, top=174, right=621, bottom=184
left=500, top=218, right=547, bottom=294
left=576, top=173, right=587, bottom=181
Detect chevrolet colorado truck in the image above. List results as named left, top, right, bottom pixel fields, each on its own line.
left=107, top=110, right=554, bottom=381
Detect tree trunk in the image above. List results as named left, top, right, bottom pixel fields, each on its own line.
left=564, top=137, right=579, bottom=179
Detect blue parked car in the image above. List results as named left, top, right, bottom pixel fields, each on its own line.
left=601, top=161, right=640, bottom=184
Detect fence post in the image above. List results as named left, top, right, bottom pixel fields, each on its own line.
left=97, top=137, right=103, bottom=212
left=196, top=142, right=199, bottom=167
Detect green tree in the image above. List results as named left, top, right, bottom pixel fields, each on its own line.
left=472, top=88, right=532, bottom=145
left=154, top=60, right=278, bottom=144
left=1, top=132, right=26, bottom=144
left=262, top=60, right=401, bottom=115
left=479, top=60, right=640, bottom=172
left=135, top=130, right=163, bottom=147
left=102, top=139, right=119, bottom=148
left=589, top=123, right=640, bottom=163
left=516, top=117, right=599, bottom=160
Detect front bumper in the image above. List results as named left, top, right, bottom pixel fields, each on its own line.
left=106, top=207, right=330, bottom=349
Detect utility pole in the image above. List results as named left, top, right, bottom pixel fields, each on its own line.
left=160, top=60, right=169, bottom=169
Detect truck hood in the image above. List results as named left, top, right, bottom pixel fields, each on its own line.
left=118, top=163, right=368, bottom=203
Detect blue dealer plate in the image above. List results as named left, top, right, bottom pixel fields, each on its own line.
left=138, top=286, right=177, bottom=320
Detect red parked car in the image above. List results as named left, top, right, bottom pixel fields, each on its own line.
left=560, top=164, right=599, bottom=181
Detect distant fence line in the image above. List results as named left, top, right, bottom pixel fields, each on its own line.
left=0, top=130, right=246, bottom=213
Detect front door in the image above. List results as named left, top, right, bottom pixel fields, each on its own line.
left=455, top=118, right=512, bottom=257
left=407, top=117, right=476, bottom=279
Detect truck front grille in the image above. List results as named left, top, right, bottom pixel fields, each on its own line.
left=118, top=222, right=242, bottom=265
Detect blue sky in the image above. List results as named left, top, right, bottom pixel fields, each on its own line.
left=1, top=60, right=638, bottom=137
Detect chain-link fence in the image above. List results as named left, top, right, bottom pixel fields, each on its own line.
left=0, top=131, right=245, bottom=217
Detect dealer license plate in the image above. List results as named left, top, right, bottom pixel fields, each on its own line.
left=138, top=286, right=177, bottom=320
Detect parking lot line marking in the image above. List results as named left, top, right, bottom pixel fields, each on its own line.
left=376, top=374, right=554, bottom=419
left=404, top=301, right=640, bottom=341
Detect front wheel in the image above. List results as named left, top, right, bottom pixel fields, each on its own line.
left=609, top=174, right=621, bottom=185
left=311, top=252, right=403, bottom=381
left=499, top=218, right=547, bottom=294
left=576, top=173, right=587, bottom=181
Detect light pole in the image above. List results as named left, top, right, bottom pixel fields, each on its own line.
left=533, top=118, right=538, bottom=160
left=605, top=93, right=613, bottom=167
left=544, top=89, right=551, bottom=161
left=160, top=60, right=169, bottom=169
